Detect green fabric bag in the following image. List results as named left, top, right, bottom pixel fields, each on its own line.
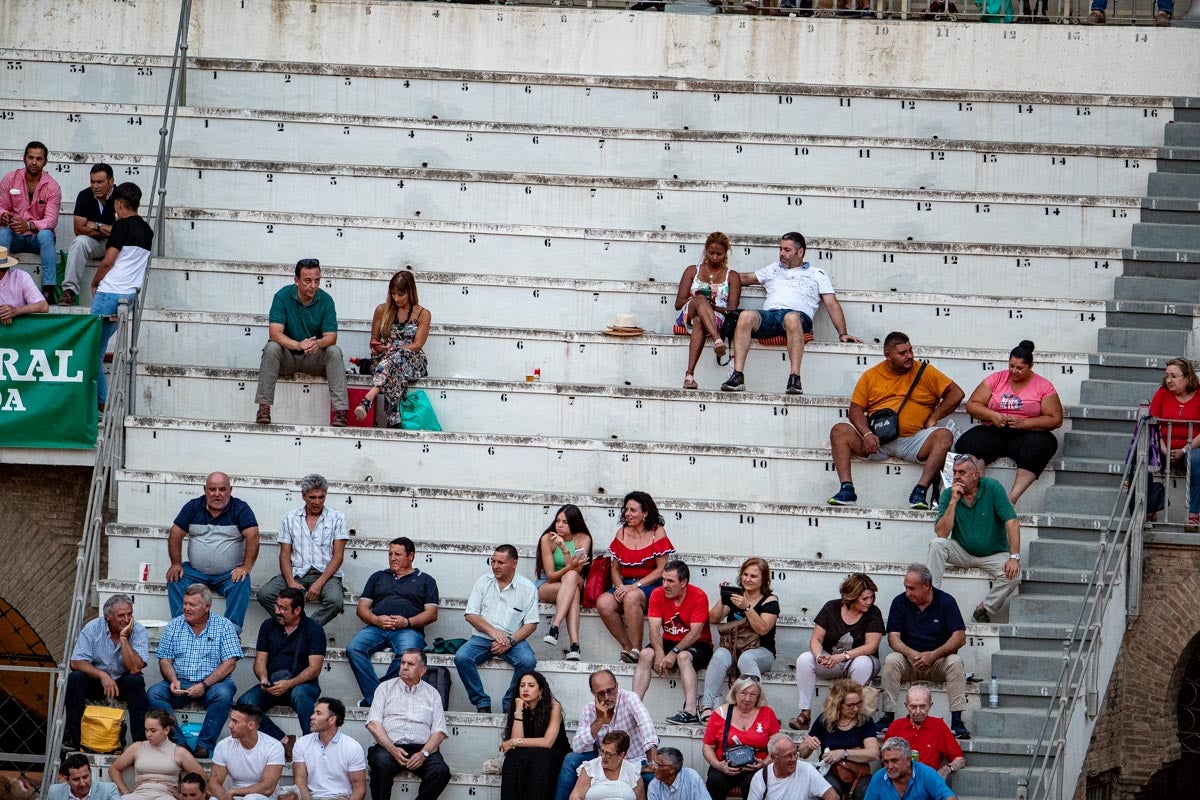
left=979, top=0, right=1014, bottom=22
left=399, top=389, right=442, bottom=431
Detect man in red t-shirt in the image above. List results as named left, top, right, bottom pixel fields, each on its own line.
left=633, top=560, right=713, bottom=724
left=884, top=686, right=965, bottom=782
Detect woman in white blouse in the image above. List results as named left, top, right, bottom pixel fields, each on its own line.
left=569, top=731, right=646, bottom=800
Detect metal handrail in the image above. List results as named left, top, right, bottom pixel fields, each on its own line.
left=38, top=1, right=193, bottom=789
left=1019, top=409, right=1150, bottom=800
left=39, top=302, right=133, bottom=794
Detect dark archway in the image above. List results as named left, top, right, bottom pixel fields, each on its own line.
left=0, top=597, right=54, bottom=773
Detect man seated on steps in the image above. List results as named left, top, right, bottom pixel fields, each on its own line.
left=148, top=583, right=243, bottom=758
left=721, top=231, right=861, bottom=396
left=208, top=704, right=286, bottom=800
left=257, top=473, right=350, bottom=627
left=454, top=544, right=538, bottom=714
left=828, top=331, right=963, bottom=511
left=863, top=737, right=956, bottom=800
left=59, top=163, right=115, bottom=307
left=49, top=754, right=120, bottom=800
left=255, top=257, right=349, bottom=427
left=346, top=536, right=440, bottom=707
left=882, top=686, right=965, bottom=784
left=0, top=245, right=49, bottom=323
left=555, top=669, right=659, bottom=800
left=631, top=559, right=713, bottom=725
left=874, top=564, right=971, bottom=741
left=0, top=141, right=61, bottom=305
left=236, top=586, right=327, bottom=759
left=928, top=454, right=1022, bottom=624
left=292, top=697, right=367, bottom=800
left=366, top=649, right=451, bottom=800
left=166, top=471, right=260, bottom=634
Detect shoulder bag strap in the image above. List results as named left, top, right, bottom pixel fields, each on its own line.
left=721, top=704, right=734, bottom=752
left=895, top=361, right=929, bottom=417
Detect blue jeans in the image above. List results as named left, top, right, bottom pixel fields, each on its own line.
left=167, top=562, right=251, bottom=632
left=236, top=681, right=321, bottom=739
left=0, top=228, right=56, bottom=285
left=556, top=750, right=595, bottom=800
left=1092, top=0, right=1170, bottom=8
left=452, top=634, right=536, bottom=712
left=147, top=677, right=236, bottom=753
left=1187, top=448, right=1200, bottom=513
left=346, top=626, right=427, bottom=703
left=90, top=291, right=137, bottom=404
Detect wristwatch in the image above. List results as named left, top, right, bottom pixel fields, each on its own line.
left=1009, top=553, right=1021, bottom=560
left=421, top=750, right=432, bottom=758
left=670, top=646, right=681, bottom=654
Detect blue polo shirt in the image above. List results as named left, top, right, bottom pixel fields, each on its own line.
left=886, top=587, right=965, bottom=653
left=172, top=496, right=259, bottom=576
left=864, top=762, right=955, bottom=800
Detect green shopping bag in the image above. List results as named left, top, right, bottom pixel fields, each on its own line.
left=399, top=389, right=442, bottom=431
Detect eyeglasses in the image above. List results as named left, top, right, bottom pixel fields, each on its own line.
left=842, top=700, right=862, bottom=708
left=592, top=686, right=617, bottom=696
left=774, top=752, right=800, bottom=761
left=297, top=258, right=320, bottom=268
left=739, top=674, right=761, bottom=683
left=599, top=749, right=622, bottom=758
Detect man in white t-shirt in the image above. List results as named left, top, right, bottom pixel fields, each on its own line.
left=293, top=697, right=367, bottom=800
left=209, top=704, right=286, bottom=800
left=722, top=232, right=860, bottom=396
left=748, top=734, right=838, bottom=800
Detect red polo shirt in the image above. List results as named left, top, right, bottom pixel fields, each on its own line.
left=885, top=715, right=963, bottom=770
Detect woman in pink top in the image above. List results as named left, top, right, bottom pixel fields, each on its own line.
left=957, top=340, right=1063, bottom=504
left=1149, top=357, right=1200, bottom=531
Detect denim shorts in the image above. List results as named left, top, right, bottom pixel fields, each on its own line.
left=609, top=577, right=661, bottom=604
left=752, top=309, right=813, bottom=340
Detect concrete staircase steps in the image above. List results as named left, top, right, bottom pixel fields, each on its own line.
left=1113, top=274, right=1200, bottom=302
left=1131, top=221, right=1200, bottom=250
left=1164, top=122, right=1200, bottom=148
left=1095, top=325, right=1189, bottom=356
left=1079, top=378, right=1160, bottom=408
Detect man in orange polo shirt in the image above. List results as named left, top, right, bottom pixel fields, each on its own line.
left=884, top=686, right=965, bottom=783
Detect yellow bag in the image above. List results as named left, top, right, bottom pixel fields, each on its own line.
left=80, top=705, right=125, bottom=753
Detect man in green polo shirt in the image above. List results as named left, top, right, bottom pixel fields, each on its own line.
left=927, top=454, right=1022, bottom=623
left=254, top=258, right=349, bottom=426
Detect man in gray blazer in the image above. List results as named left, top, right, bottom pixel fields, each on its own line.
left=49, top=754, right=121, bottom=800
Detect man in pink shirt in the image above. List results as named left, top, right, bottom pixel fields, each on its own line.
left=0, top=141, right=63, bottom=304
left=0, top=246, right=49, bottom=324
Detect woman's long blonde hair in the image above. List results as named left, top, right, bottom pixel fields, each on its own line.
left=380, top=270, right=420, bottom=334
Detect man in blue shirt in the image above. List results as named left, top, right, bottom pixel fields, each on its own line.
left=63, top=595, right=150, bottom=749
left=49, top=754, right=122, bottom=800
left=864, top=737, right=956, bottom=800
left=648, top=747, right=708, bottom=800
left=876, top=564, right=970, bottom=740
left=166, top=471, right=260, bottom=633
left=147, top=583, right=243, bottom=758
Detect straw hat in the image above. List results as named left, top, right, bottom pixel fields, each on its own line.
left=0, top=246, right=18, bottom=268
left=603, top=313, right=644, bottom=337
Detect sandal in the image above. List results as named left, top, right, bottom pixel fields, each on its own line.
left=354, top=397, right=373, bottom=421
left=619, top=648, right=640, bottom=664
left=698, top=706, right=714, bottom=723
left=787, top=710, right=811, bottom=730
left=713, top=338, right=727, bottom=358
left=683, top=375, right=699, bottom=390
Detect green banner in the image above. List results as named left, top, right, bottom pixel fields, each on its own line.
left=0, top=314, right=101, bottom=449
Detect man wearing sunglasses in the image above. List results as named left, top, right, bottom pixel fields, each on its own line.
left=255, top=258, right=349, bottom=426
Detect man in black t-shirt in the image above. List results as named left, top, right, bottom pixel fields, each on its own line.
left=60, top=163, right=115, bottom=306
left=235, top=586, right=326, bottom=757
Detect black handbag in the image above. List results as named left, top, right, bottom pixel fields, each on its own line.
left=867, top=362, right=927, bottom=444
left=719, top=309, right=742, bottom=343
left=721, top=705, right=757, bottom=768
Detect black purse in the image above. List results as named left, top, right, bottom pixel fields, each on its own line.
left=867, top=362, right=927, bottom=444
left=721, top=705, right=757, bottom=768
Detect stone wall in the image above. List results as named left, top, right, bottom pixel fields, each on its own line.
left=1077, top=541, right=1200, bottom=799
left=0, top=464, right=93, bottom=661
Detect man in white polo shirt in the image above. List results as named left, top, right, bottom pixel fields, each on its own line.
left=209, top=704, right=286, bottom=800
left=722, top=231, right=860, bottom=395
left=293, top=697, right=367, bottom=800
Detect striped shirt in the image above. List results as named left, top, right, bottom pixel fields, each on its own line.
left=367, top=677, right=448, bottom=745
left=70, top=617, right=150, bottom=679
left=278, top=506, right=350, bottom=579
left=156, top=613, right=242, bottom=683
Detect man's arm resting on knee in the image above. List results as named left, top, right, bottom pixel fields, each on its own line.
left=268, top=322, right=305, bottom=352
left=232, top=526, right=260, bottom=581
left=365, top=720, right=410, bottom=767
left=231, top=764, right=283, bottom=798
left=887, top=632, right=919, bottom=663
left=204, top=657, right=239, bottom=687
left=932, top=630, right=967, bottom=660
left=924, top=383, right=966, bottom=428
left=291, top=762, right=312, bottom=800
left=1004, top=518, right=1022, bottom=579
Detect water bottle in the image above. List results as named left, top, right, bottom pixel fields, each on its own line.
left=989, top=675, right=999, bottom=708
left=816, top=748, right=831, bottom=776
left=911, top=750, right=919, bottom=764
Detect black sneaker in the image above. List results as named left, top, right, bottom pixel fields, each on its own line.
left=785, top=374, right=803, bottom=395
left=565, top=643, right=582, bottom=661
left=828, top=483, right=858, bottom=506
left=543, top=625, right=560, bottom=646
left=972, top=606, right=991, bottom=623
left=951, top=722, right=971, bottom=740
left=721, top=371, right=746, bottom=392
left=909, top=484, right=930, bottom=510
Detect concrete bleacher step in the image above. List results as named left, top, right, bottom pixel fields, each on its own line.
left=0, top=102, right=1155, bottom=196
left=1078, top=377, right=1161, bottom=407
left=949, top=765, right=1030, bottom=799
left=119, top=415, right=1049, bottom=509
left=1114, top=274, right=1200, bottom=303
left=1083, top=353, right=1167, bottom=384
left=132, top=310, right=1090, bottom=402
left=1165, top=122, right=1200, bottom=148
left=153, top=208, right=1128, bottom=299
left=1140, top=196, right=1200, bottom=226
left=1131, top=221, right=1200, bottom=250
left=1097, top=326, right=1190, bottom=358
left=1148, top=170, right=1200, bottom=197
left=2, top=49, right=1174, bottom=147
left=114, top=470, right=1045, bottom=563
left=137, top=259, right=1107, bottom=352
left=1061, top=429, right=1130, bottom=461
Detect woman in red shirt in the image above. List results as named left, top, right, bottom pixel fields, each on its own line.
left=701, top=676, right=780, bottom=800
left=595, top=491, right=675, bottom=664
left=1149, top=357, right=1200, bottom=531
